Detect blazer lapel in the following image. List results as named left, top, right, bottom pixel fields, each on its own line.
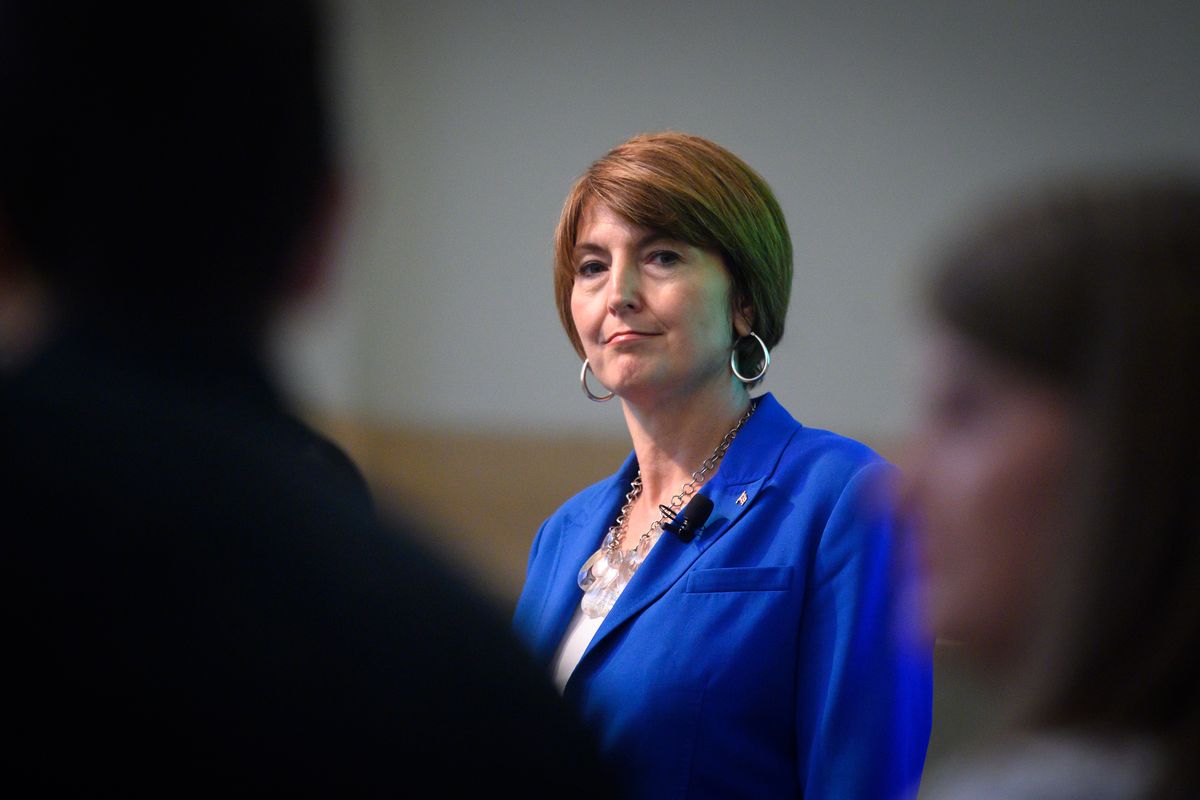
left=529, top=452, right=639, bottom=664
left=578, top=393, right=800, bottom=664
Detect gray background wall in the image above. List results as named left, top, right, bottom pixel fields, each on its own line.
left=277, top=0, right=1200, bottom=440
left=266, top=2, right=1198, bottom=780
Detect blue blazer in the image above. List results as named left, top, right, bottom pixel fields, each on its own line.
left=514, top=393, right=932, bottom=799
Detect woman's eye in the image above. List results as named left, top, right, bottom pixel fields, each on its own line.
left=577, top=260, right=607, bottom=277
left=647, top=250, right=681, bottom=267
left=931, top=383, right=986, bottom=430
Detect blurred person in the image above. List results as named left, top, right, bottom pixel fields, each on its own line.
left=904, top=175, right=1200, bottom=799
left=0, top=0, right=604, bottom=792
left=514, top=132, right=932, bottom=799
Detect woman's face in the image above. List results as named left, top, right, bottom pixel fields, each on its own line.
left=901, top=327, right=1076, bottom=665
left=570, top=203, right=749, bottom=404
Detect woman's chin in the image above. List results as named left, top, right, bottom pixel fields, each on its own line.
left=598, top=366, right=663, bottom=399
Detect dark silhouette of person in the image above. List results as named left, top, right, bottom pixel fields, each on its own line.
left=0, top=1, right=604, bottom=793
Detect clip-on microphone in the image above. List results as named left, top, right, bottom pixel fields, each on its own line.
left=659, top=494, right=715, bottom=543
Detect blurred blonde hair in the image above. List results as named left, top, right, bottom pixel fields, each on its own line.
left=928, top=172, right=1200, bottom=796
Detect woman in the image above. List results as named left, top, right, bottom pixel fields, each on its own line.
left=514, top=132, right=932, bottom=799
left=904, top=175, right=1200, bottom=798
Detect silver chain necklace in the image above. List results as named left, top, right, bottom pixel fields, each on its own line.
left=576, top=401, right=756, bottom=618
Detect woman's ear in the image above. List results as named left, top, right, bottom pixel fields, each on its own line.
left=277, top=171, right=344, bottom=310
left=732, top=298, right=754, bottom=338
left=0, top=226, right=54, bottom=370
left=0, top=215, right=14, bottom=278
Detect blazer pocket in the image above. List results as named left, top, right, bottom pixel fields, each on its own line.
left=684, top=566, right=793, bottom=593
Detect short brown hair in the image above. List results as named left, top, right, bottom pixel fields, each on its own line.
left=553, top=132, right=792, bottom=365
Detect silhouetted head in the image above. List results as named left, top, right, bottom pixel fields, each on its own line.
left=0, top=0, right=333, bottom=339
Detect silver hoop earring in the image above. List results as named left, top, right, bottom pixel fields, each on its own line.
left=580, top=359, right=614, bottom=402
left=730, top=332, right=770, bottom=383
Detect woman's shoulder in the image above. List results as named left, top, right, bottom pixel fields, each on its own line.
left=542, top=450, right=638, bottom=528
left=759, top=395, right=892, bottom=485
left=789, top=423, right=887, bottom=471
left=549, top=476, right=618, bottom=521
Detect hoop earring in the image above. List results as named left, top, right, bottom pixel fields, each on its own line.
left=580, top=359, right=614, bottom=402
left=730, top=332, right=770, bottom=383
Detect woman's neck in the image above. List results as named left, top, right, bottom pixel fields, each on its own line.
left=620, top=378, right=752, bottom=504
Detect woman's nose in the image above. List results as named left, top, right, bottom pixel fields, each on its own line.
left=606, top=260, right=641, bottom=313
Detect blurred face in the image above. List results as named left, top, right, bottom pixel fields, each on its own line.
left=901, top=328, right=1075, bottom=665
left=570, top=203, right=749, bottom=404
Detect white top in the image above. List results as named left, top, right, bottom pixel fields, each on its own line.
left=550, top=606, right=605, bottom=693
left=920, top=731, right=1163, bottom=800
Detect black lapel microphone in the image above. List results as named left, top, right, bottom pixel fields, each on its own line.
left=659, top=494, right=715, bottom=543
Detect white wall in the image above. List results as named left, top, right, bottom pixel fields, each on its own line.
left=277, top=0, right=1200, bottom=438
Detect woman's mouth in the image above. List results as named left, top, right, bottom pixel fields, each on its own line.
left=604, top=330, right=658, bottom=344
